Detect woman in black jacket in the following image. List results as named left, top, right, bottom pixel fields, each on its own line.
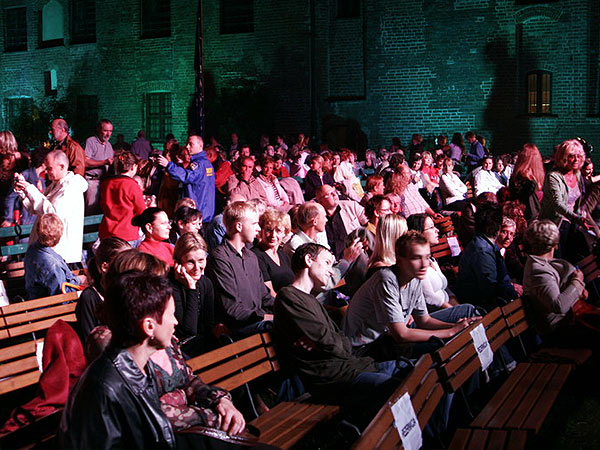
left=171, top=232, right=216, bottom=358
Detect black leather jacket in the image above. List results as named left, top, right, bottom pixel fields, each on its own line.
left=59, top=346, right=176, bottom=449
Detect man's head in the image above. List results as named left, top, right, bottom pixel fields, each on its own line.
left=240, top=145, right=251, bottom=158
left=315, top=184, right=339, bottom=212
left=138, top=130, right=146, bottom=139
left=50, top=119, right=69, bottom=142
left=44, top=150, right=69, bottom=181
left=185, top=135, right=204, bottom=155
left=97, top=119, right=113, bottom=143
left=261, top=156, right=274, bottom=178
left=465, top=131, right=476, bottom=143
left=223, top=201, right=260, bottom=243
left=291, top=243, right=335, bottom=289
left=239, top=156, right=254, bottom=181
left=395, top=231, right=430, bottom=281
left=296, top=202, right=327, bottom=233
left=496, top=217, right=516, bottom=249
left=231, top=133, right=239, bottom=144
left=475, top=203, right=503, bottom=239
left=365, top=195, right=391, bottom=224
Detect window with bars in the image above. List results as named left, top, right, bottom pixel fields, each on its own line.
left=337, top=0, right=360, bottom=18
left=71, top=0, right=96, bottom=43
left=4, top=7, right=27, bottom=52
left=141, top=0, right=170, bottom=39
left=220, top=0, right=253, bottom=34
left=527, top=71, right=552, bottom=114
left=145, top=93, right=172, bottom=142
left=5, top=97, right=33, bottom=130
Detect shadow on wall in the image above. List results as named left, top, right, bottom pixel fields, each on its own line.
left=321, top=114, right=368, bottom=156
left=482, top=38, right=532, bottom=154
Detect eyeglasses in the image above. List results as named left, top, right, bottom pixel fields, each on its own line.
left=423, top=226, right=437, bottom=232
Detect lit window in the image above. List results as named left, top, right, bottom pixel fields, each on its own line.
left=4, top=7, right=27, bottom=52
left=220, top=0, right=253, bottom=34
left=145, top=93, right=172, bottom=142
left=527, top=71, right=552, bottom=114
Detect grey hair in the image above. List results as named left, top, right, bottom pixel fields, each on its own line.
left=524, top=219, right=560, bottom=255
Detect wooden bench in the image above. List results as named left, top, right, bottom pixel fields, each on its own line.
left=0, top=291, right=79, bottom=341
left=187, top=332, right=340, bottom=449
left=578, top=253, right=600, bottom=284
left=465, top=181, right=474, bottom=199
left=449, top=428, right=527, bottom=450
left=434, top=307, right=509, bottom=394
left=501, top=298, right=591, bottom=366
left=433, top=215, right=455, bottom=236
left=352, top=354, right=444, bottom=450
left=0, top=338, right=44, bottom=396
left=430, top=236, right=462, bottom=260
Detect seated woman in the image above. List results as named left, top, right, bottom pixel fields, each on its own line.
left=407, top=213, right=455, bottom=311
left=24, top=213, right=81, bottom=300
left=60, top=271, right=179, bottom=449
left=168, top=206, right=203, bottom=244
left=523, top=219, right=587, bottom=337
left=359, top=174, right=385, bottom=207
left=171, top=233, right=217, bottom=358
left=439, top=157, right=468, bottom=212
left=366, top=213, right=407, bottom=278
left=136, top=207, right=175, bottom=266
left=75, top=237, right=131, bottom=343
left=474, top=156, right=504, bottom=197
left=304, top=154, right=335, bottom=200
left=251, top=209, right=294, bottom=297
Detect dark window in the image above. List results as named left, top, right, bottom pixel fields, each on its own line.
left=145, top=93, right=172, bottom=142
left=220, top=0, right=253, bottom=34
left=71, top=0, right=96, bottom=43
left=5, top=97, right=33, bottom=130
left=4, top=7, right=27, bottom=52
left=141, top=0, right=170, bottom=39
left=74, top=95, right=98, bottom=141
left=44, top=70, right=57, bottom=96
left=527, top=71, right=552, bottom=114
left=337, top=0, right=360, bottom=18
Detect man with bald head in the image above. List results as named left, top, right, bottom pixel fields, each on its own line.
left=50, top=119, right=85, bottom=176
left=14, top=150, right=88, bottom=264
left=158, top=135, right=215, bottom=222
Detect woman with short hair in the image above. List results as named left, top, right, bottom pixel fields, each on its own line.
left=135, top=207, right=175, bottom=266
left=24, top=213, right=80, bottom=300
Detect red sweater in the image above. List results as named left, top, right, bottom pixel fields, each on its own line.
left=138, top=239, right=175, bottom=266
left=99, top=176, right=146, bottom=241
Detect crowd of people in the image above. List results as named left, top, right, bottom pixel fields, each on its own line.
left=0, top=123, right=599, bottom=448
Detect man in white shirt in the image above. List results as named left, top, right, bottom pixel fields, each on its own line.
left=84, top=119, right=114, bottom=214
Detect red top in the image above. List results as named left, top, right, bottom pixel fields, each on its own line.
left=99, top=176, right=147, bottom=241
left=422, top=166, right=440, bottom=184
left=138, top=239, right=175, bottom=266
left=273, top=166, right=290, bottom=178
left=215, top=161, right=234, bottom=194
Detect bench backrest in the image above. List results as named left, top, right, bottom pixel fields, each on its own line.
left=187, top=332, right=278, bottom=391
left=352, top=354, right=443, bottom=450
left=501, top=298, right=529, bottom=339
left=0, top=291, right=79, bottom=340
left=434, top=216, right=455, bottom=236
left=434, top=307, right=509, bottom=392
left=578, top=254, right=600, bottom=284
left=0, top=338, right=43, bottom=395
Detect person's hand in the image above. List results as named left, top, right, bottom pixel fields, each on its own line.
left=0, top=220, right=12, bottom=228
left=581, top=289, right=589, bottom=301
left=77, top=274, right=89, bottom=286
left=105, top=157, right=114, bottom=165
left=342, top=238, right=363, bottom=263
left=513, top=283, right=524, bottom=297
left=13, top=173, right=30, bottom=192
left=216, top=397, right=246, bottom=436
left=293, top=336, right=317, bottom=352
left=157, top=155, right=169, bottom=168
left=174, top=263, right=196, bottom=289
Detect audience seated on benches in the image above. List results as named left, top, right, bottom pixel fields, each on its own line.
left=24, top=213, right=81, bottom=300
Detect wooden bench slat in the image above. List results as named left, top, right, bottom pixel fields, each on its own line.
left=0, top=370, right=40, bottom=395
left=188, top=334, right=264, bottom=372
left=411, top=368, right=438, bottom=413
left=210, top=360, right=273, bottom=392
left=0, top=339, right=42, bottom=361
left=3, top=302, right=76, bottom=326
left=450, top=428, right=473, bottom=450
left=487, top=429, right=509, bottom=450
left=521, top=364, right=571, bottom=433
left=197, top=347, right=269, bottom=385
left=0, top=292, right=78, bottom=314
left=417, top=383, right=444, bottom=429
left=507, top=430, right=528, bottom=449
left=6, top=314, right=76, bottom=338
left=487, top=364, right=544, bottom=429
left=470, top=429, right=491, bottom=450
left=471, top=363, right=530, bottom=428
left=0, top=356, right=39, bottom=379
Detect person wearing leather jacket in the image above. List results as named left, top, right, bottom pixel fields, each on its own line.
left=60, top=272, right=178, bottom=449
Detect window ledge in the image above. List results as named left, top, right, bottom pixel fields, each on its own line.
left=522, top=113, right=558, bottom=118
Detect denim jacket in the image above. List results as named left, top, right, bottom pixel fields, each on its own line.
left=24, top=241, right=79, bottom=300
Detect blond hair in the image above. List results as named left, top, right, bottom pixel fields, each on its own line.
left=223, top=201, right=258, bottom=235
left=259, top=208, right=291, bottom=234
left=35, top=213, right=64, bottom=247
left=368, top=214, right=408, bottom=268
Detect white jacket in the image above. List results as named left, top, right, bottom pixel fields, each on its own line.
left=20, top=172, right=88, bottom=263
left=474, top=169, right=504, bottom=197
left=440, top=172, right=468, bottom=204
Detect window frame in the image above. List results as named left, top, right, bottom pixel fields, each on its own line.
left=145, top=92, right=172, bottom=143
left=4, top=7, right=28, bottom=52
left=70, top=0, right=96, bottom=44
left=526, top=70, right=552, bottom=115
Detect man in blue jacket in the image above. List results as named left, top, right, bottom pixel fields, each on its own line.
left=158, top=135, right=215, bottom=222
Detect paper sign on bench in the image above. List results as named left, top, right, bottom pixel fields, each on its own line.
left=447, top=236, right=461, bottom=257
left=36, top=341, right=44, bottom=373
left=470, top=323, right=493, bottom=371
left=391, top=392, right=422, bottom=450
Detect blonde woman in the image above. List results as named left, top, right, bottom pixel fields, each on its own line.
left=367, top=214, right=408, bottom=277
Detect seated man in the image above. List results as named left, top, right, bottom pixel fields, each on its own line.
left=456, top=203, right=521, bottom=311
left=206, top=201, right=274, bottom=337
left=343, top=231, right=477, bottom=361
left=274, top=243, right=408, bottom=421
left=315, top=184, right=368, bottom=260
left=225, top=156, right=268, bottom=204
